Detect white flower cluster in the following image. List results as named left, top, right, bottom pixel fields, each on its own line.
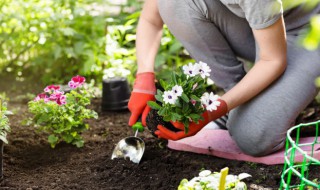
left=103, top=67, right=131, bottom=80
left=162, top=62, right=221, bottom=111
left=163, top=85, right=183, bottom=105
left=178, top=170, right=251, bottom=190
left=183, top=61, right=211, bottom=79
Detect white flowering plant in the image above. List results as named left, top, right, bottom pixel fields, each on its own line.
left=28, top=75, right=98, bottom=148
left=147, top=61, right=221, bottom=133
left=178, top=169, right=251, bottom=190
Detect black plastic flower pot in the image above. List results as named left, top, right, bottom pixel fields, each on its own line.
left=101, top=77, right=131, bottom=111
left=146, top=109, right=180, bottom=137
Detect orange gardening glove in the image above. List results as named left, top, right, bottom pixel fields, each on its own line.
left=128, top=72, right=156, bottom=127
left=155, top=99, right=228, bottom=140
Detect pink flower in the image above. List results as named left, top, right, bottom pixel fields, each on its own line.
left=44, top=85, right=60, bottom=92
left=49, top=90, right=64, bottom=101
left=68, top=75, right=86, bottom=89
left=34, top=93, right=49, bottom=102
left=56, top=95, right=67, bottom=105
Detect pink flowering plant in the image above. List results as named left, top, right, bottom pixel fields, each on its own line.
left=148, top=62, right=222, bottom=133
left=28, top=75, right=98, bottom=148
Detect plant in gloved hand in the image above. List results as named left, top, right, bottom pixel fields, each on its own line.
left=147, top=61, right=222, bottom=133
left=28, top=75, right=98, bottom=148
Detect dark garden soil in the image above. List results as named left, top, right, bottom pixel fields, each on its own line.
left=0, top=93, right=320, bottom=189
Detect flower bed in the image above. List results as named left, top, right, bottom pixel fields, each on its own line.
left=0, top=97, right=319, bottom=189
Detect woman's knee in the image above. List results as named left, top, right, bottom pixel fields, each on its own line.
left=227, top=108, right=288, bottom=156
left=230, top=125, right=286, bottom=156
left=234, top=134, right=285, bottom=156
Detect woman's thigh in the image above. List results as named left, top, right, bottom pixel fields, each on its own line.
left=227, top=35, right=320, bottom=156
left=157, top=0, right=255, bottom=91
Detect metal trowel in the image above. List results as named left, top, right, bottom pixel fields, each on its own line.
left=111, top=122, right=145, bottom=164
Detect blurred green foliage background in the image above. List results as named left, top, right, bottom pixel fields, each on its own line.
left=0, top=0, right=191, bottom=89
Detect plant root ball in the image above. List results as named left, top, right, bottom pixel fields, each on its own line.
left=146, top=109, right=181, bottom=137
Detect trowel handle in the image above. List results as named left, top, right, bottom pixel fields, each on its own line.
left=132, top=121, right=144, bottom=133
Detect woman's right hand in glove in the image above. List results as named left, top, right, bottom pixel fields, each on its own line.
left=128, top=72, right=156, bottom=127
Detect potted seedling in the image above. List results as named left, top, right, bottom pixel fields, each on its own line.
left=101, top=67, right=131, bottom=111
left=178, top=168, right=251, bottom=190
left=0, top=99, right=12, bottom=179
left=146, top=61, right=222, bottom=135
left=28, top=75, right=98, bottom=148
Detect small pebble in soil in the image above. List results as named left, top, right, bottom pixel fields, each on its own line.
left=249, top=184, right=273, bottom=190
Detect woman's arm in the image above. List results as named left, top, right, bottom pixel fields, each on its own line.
left=136, top=0, right=164, bottom=74
left=221, top=17, right=287, bottom=110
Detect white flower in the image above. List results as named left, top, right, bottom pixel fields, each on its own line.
left=238, top=173, right=252, bottom=180
left=103, top=67, right=131, bottom=80
left=235, top=182, right=247, bottom=190
left=103, top=68, right=116, bottom=79
left=199, top=170, right=211, bottom=177
left=172, top=85, right=183, bottom=97
left=163, top=91, right=178, bottom=104
left=201, top=92, right=221, bottom=112
left=207, top=78, right=215, bottom=85
left=201, top=92, right=210, bottom=105
left=206, top=182, right=219, bottom=189
left=226, top=175, right=238, bottom=184
left=195, top=61, right=211, bottom=79
left=183, top=63, right=198, bottom=77
left=119, top=68, right=131, bottom=77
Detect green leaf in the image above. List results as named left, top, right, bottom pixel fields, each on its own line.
left=171, top=113, right=182, bottom=121
left=59, top=27, right=76, bottom=36
left=183, top=121, right=190, bottom=134
left=190, top=95, right=201, bottom=102
left=155, top=54, right=166, bottom=68
left=0, top=133, right=8, bottom=144
left=63, top=134, right=74, bottom=143
left=189, top=114, right=201, bottom=121
left=175, top=99, right=182, bottom=107
left=180, top=93, right=189, bottom=103
left=182, top=101, right=189, bottom=113
left=48, top=135, right=59, bottom=148
left=74, top=42, right=85, bottom=55
left=74, top=140, right=84, bottom=148
left=37, top=114, right=50, bottom=124
left=82, top=56, right=94, bottom=74
left=169, top=41, right=182, bottom=53
left=148, top=101, right=161, bottom=110
left=171, top=71, right=177, bottom=85
left=155, top=94, right=163, bottom=103
left=158, top=108, right=166, bottom=116
left=163, top=115, right=172, bottom=122
left=159, top=79, right=167, bottom=90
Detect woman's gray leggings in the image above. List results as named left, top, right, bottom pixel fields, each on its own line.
left=158, top=0, right=320, bottom=156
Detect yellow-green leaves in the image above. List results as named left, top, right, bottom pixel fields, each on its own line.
left=315, top=77, right=320, bottom=87
left=303, top=15, right=320, bottom=50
